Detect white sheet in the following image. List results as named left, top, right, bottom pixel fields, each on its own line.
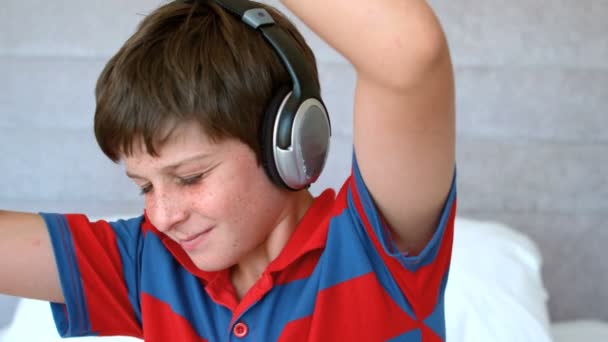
left=445, top=218, right=553, bottom=342
left=0, top=298, right=140, bottom=341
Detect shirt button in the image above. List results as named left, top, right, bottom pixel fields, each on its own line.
left=233, top=322, right=249, bottom=338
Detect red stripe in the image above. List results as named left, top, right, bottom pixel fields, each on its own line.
left=274, top=249, right=323, bottom=285
left=141, top=294, right=208, bottom=342
left=348, top=175, right=456, bottom=319
left=278, top=316, right=312, bottom=342
left=421, top=324, right=445, bottom=342
left=308, top=273, right=419, bottom=340
left=66, top=215, right=142, bottom=337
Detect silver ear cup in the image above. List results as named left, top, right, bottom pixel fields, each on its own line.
left=273, top=95, right=331, bottom=190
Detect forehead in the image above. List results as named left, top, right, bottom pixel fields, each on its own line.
left=122, top=122, right=217, bottom=168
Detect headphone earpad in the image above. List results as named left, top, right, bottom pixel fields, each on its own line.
left=260, top=85, right=291, bottom=188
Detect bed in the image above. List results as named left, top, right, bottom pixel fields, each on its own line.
left=0, top=0, right=606, bottom=340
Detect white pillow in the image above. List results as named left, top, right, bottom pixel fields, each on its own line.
left=445, top=217, right=553, bottom=342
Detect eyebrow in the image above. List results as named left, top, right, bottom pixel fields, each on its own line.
left=125, top=153, right=212, bottom=180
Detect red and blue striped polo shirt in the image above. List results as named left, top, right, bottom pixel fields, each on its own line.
left=41, top=156, right=457, bottom=341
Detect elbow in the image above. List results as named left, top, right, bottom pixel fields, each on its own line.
left=392, top=25, right=450, bottom=91
left=368, top=10, right=451, bottom=91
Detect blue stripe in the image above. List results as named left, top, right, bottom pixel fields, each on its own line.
left=40, top=213, right=94, bottom=337
left=108, top=216, right=145, bottom=325
left=342, top=200, right=418, bottom=319
left=387, top=328, right=422, bottom=341
left=351, top=153, right=457, bottom=272
left=318, top=215, right=375, bottom=290
left=244, top=276, right=321, bottom=341
left=422, top=270, right=450, bottom=340
left=139, top=233, right=232, bottom=341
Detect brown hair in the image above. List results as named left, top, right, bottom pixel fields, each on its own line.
left=94, top=0, right=320, bottom=162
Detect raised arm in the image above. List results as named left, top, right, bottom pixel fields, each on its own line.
left=0, top=210, right=64, bottom=302
left=281, top=0, right=455, bottom=254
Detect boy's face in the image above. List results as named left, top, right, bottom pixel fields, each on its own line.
left=123, top=121, right=295, bottom=271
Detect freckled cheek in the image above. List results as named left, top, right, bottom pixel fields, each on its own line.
left=211, top=191, right=253, bottom=229
left=143, top=190, right=187, bottom=218
left=185, top=187, right=230, bottom=220
left=143, top=196, right=159, bottom=214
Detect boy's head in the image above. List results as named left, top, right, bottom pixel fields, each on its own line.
left=92, top=0, right=322, bottom=272
left=94, top=0, right=320, bottom=165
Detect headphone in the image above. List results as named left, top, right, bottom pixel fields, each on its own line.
left=183, top=0, right=331, bottom=190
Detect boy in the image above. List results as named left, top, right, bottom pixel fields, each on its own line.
left=0, top=0, right=456, bottom=340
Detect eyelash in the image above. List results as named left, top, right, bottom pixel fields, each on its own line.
left=138, top=174, right=204, bottom=196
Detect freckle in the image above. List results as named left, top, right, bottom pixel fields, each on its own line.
left=29, top=238, right=41, bottom=247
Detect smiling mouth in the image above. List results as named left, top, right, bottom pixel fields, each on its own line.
left=179, top=227, right=214, bottom=252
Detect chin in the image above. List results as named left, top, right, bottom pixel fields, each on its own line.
left=189, top=252, right=237, bottom=272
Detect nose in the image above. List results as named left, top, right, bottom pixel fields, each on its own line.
left=146, top=189, right=188, bottom=233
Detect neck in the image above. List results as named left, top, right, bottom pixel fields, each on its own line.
left=230, top=189, right=314, bottom=300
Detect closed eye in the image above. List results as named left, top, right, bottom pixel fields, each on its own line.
left=139, top=184, right=152, bottom=196
left=136, top=169, right=212, bottom=196
left=138, top=175, right=201, bottom=196
left=179, top=174, right=204, bottom=186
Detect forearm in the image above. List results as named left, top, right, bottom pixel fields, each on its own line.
left=0, top=210, right=64, bottom=303
left=280, top=0, right=448, bottom=89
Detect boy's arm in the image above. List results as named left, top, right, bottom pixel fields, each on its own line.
left=281, top=0, right=455, bottom=254
left=0, top=210, right=64, bottom=302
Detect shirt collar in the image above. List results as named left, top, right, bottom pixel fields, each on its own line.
left=267, top=189, right=335, bottom=274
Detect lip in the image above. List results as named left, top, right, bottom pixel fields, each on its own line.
left=179, top=227, right=214, bottom=252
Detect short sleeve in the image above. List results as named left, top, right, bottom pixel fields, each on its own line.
left=345, top=153, right=457, bottom=315
left=40, top=213, right=144, bottom=338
